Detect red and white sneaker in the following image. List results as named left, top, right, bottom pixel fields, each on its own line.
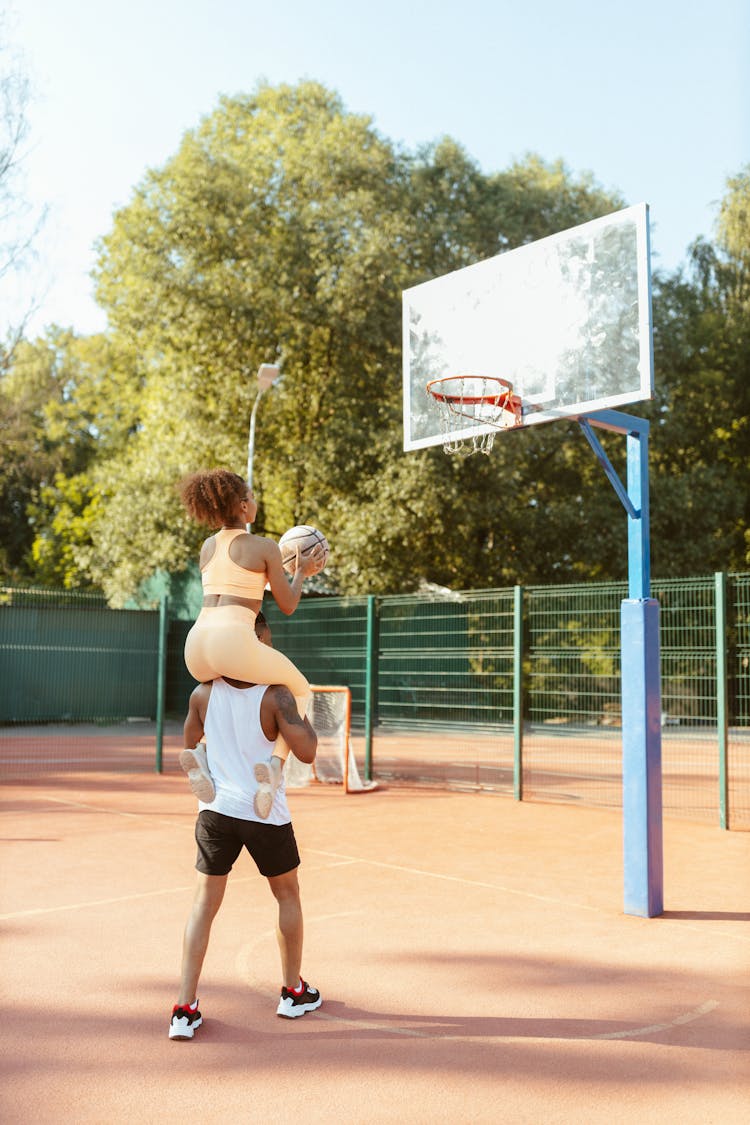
left=276, top=980, right=322, bottom=1019
left=169, top=999, right=203, bottom=1040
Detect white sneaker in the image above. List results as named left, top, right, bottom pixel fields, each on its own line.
left=253, top=759, right=281, bottom=819
left=179, top=746, right=216, bottom=802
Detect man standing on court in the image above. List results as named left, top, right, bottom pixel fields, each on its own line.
left=170, top=615, right=322, bottom=1039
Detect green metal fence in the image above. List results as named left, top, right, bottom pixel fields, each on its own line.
left=262, top=577, right=750, bottom=828
left=1, top=576, right=748, bottom=828
left=0, top=587, right=168, bottom=775
left=0, top=587, right=161, bottom=723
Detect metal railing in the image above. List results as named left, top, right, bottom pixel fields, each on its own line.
left=1, top=575, right=748, bottom=828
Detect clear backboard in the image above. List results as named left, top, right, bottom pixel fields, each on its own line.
left=403, top=203, right=653, bottom=451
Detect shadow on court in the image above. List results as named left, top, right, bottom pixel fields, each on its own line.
left=1, top=774, right=748, bottom=1124
left=661, top=909, right=750, bottom=922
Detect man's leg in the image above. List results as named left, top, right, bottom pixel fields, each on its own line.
left=269, top=867, right=322, bottom=1019
left=267, top=867, right=303, bottom=989
left=177, top=871, right=228, bottom=1005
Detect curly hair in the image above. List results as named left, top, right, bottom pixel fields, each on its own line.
left=179, top=469, right=248, bottom=527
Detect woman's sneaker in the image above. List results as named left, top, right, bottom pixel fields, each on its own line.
left=276, top=980, right=322, bottom=1019
left=253, top=758, right=282, bottom=819
left=179, top=746, right=216, bottom=802
left=169, top=1000, right=203, bottom=1040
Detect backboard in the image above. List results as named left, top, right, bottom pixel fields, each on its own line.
left=403, top=203, right=653, bottom=451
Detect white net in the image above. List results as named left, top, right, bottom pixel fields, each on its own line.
left=426, top=375, right=522, bottom=456
left=285, top=686, right=377, bottom=792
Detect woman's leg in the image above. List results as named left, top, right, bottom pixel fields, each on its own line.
left=184, top=615, right=221, bottom=684
left=186, top=609, right=310, bottom=764
left=241, top=641, right=310, bottom=763
left=206, top=620, right=310, bottom=763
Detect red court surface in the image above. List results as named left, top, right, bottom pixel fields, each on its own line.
left=3, top=721, right=748, bottom=828
left=1, top=769, right=749, bottom=1123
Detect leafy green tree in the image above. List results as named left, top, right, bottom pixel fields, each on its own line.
left=78, top=83, right=629, bottom=600
left=28, top=471, right=102, bottom=588
left=0, top=331, right=84, bottom=580
left=332, top=147, right=627, bottom=593
left=25, top=80, right=744, bottom=601
left=0, top=330, right=137, bottom=585
left=647, top=165, right=750, bottom=575
left=88, top=82, right=411, bottom=600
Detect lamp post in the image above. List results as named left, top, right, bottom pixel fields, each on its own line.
left=246, top=363, right=280, bottom=487
left=246, top=363, right=280, bottom=531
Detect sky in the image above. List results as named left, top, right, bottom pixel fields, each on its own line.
left=2, top=0, right=748, bottom=339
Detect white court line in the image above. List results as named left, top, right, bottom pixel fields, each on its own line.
left=0, top=876, right=256, bottom=921
left=236, top=919, right=720, bottom=1044
left=592, top=1000, right=719, bottom=1040
left=0, top=842, right=358, bottom=922
left=5, top=798, right=747, bottom=945
left=235, top=912, right=362, bottom=985
left=305, top=848, right=750, bottom=943
left=3, top=792, right=187, bottom=829
left=0, top=812, right=726, bottom=1048
left=0, top=884, right=192, bottom=920
left=307, top=847, right=606, bottom=912
left=42, top=795, right=145, bottom=820
left=0, top=859, right=357, bottom=921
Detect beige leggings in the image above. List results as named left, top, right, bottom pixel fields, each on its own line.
left=184, top=605, right=310, bottom=762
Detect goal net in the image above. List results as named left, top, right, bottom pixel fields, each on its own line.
left=285, top=685, right=377, bottom=793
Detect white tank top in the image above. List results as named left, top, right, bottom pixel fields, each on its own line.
left=198, top=679, right=291, bottom=825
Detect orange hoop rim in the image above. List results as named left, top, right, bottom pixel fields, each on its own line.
left=426, top=375, right=515, bottom=406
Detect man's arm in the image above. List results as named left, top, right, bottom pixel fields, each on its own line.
left=264, top=685, right=317, bottom=764
left=183, top=683, right=212, bottom=748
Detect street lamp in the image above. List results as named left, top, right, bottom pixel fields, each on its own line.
left=246, top=363, right=280, bottom=524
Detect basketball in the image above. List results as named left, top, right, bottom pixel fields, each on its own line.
left=278, top=525, right=329, bottom=575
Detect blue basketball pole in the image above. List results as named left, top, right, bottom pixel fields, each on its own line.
left=580, top=410, right=663, bottom=917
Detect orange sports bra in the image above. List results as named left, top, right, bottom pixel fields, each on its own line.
left=201, top=529, right=267, bottom=600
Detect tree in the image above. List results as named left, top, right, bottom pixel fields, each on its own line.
left=0, top=330, right=137, bottom=586
left=647, top=166, right=750, bottom=575
left=75, top=83, right=627, bottom=600
left=330, top=148, right=628, bottom=593
left=88, top=82, right=412, bottom=600
left=27, top=78, right=740, bottom=600
left=0, top=331, right=85, bottom=580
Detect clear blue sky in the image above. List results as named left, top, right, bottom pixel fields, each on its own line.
left=3, top=0, right=748, bottom=337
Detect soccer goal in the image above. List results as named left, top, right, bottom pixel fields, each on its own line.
left=285, top=685, right=377, bottom=793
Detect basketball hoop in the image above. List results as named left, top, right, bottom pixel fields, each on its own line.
left=426, top=376, right=523, bottom=456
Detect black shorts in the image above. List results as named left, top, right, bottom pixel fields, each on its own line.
left=195, top=810, right=300, bottom=878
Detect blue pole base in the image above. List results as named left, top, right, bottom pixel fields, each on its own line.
left=621, top=599, right=664, bottom=917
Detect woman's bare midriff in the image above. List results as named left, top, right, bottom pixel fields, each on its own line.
left=202, top=594, right=263, bottom=612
